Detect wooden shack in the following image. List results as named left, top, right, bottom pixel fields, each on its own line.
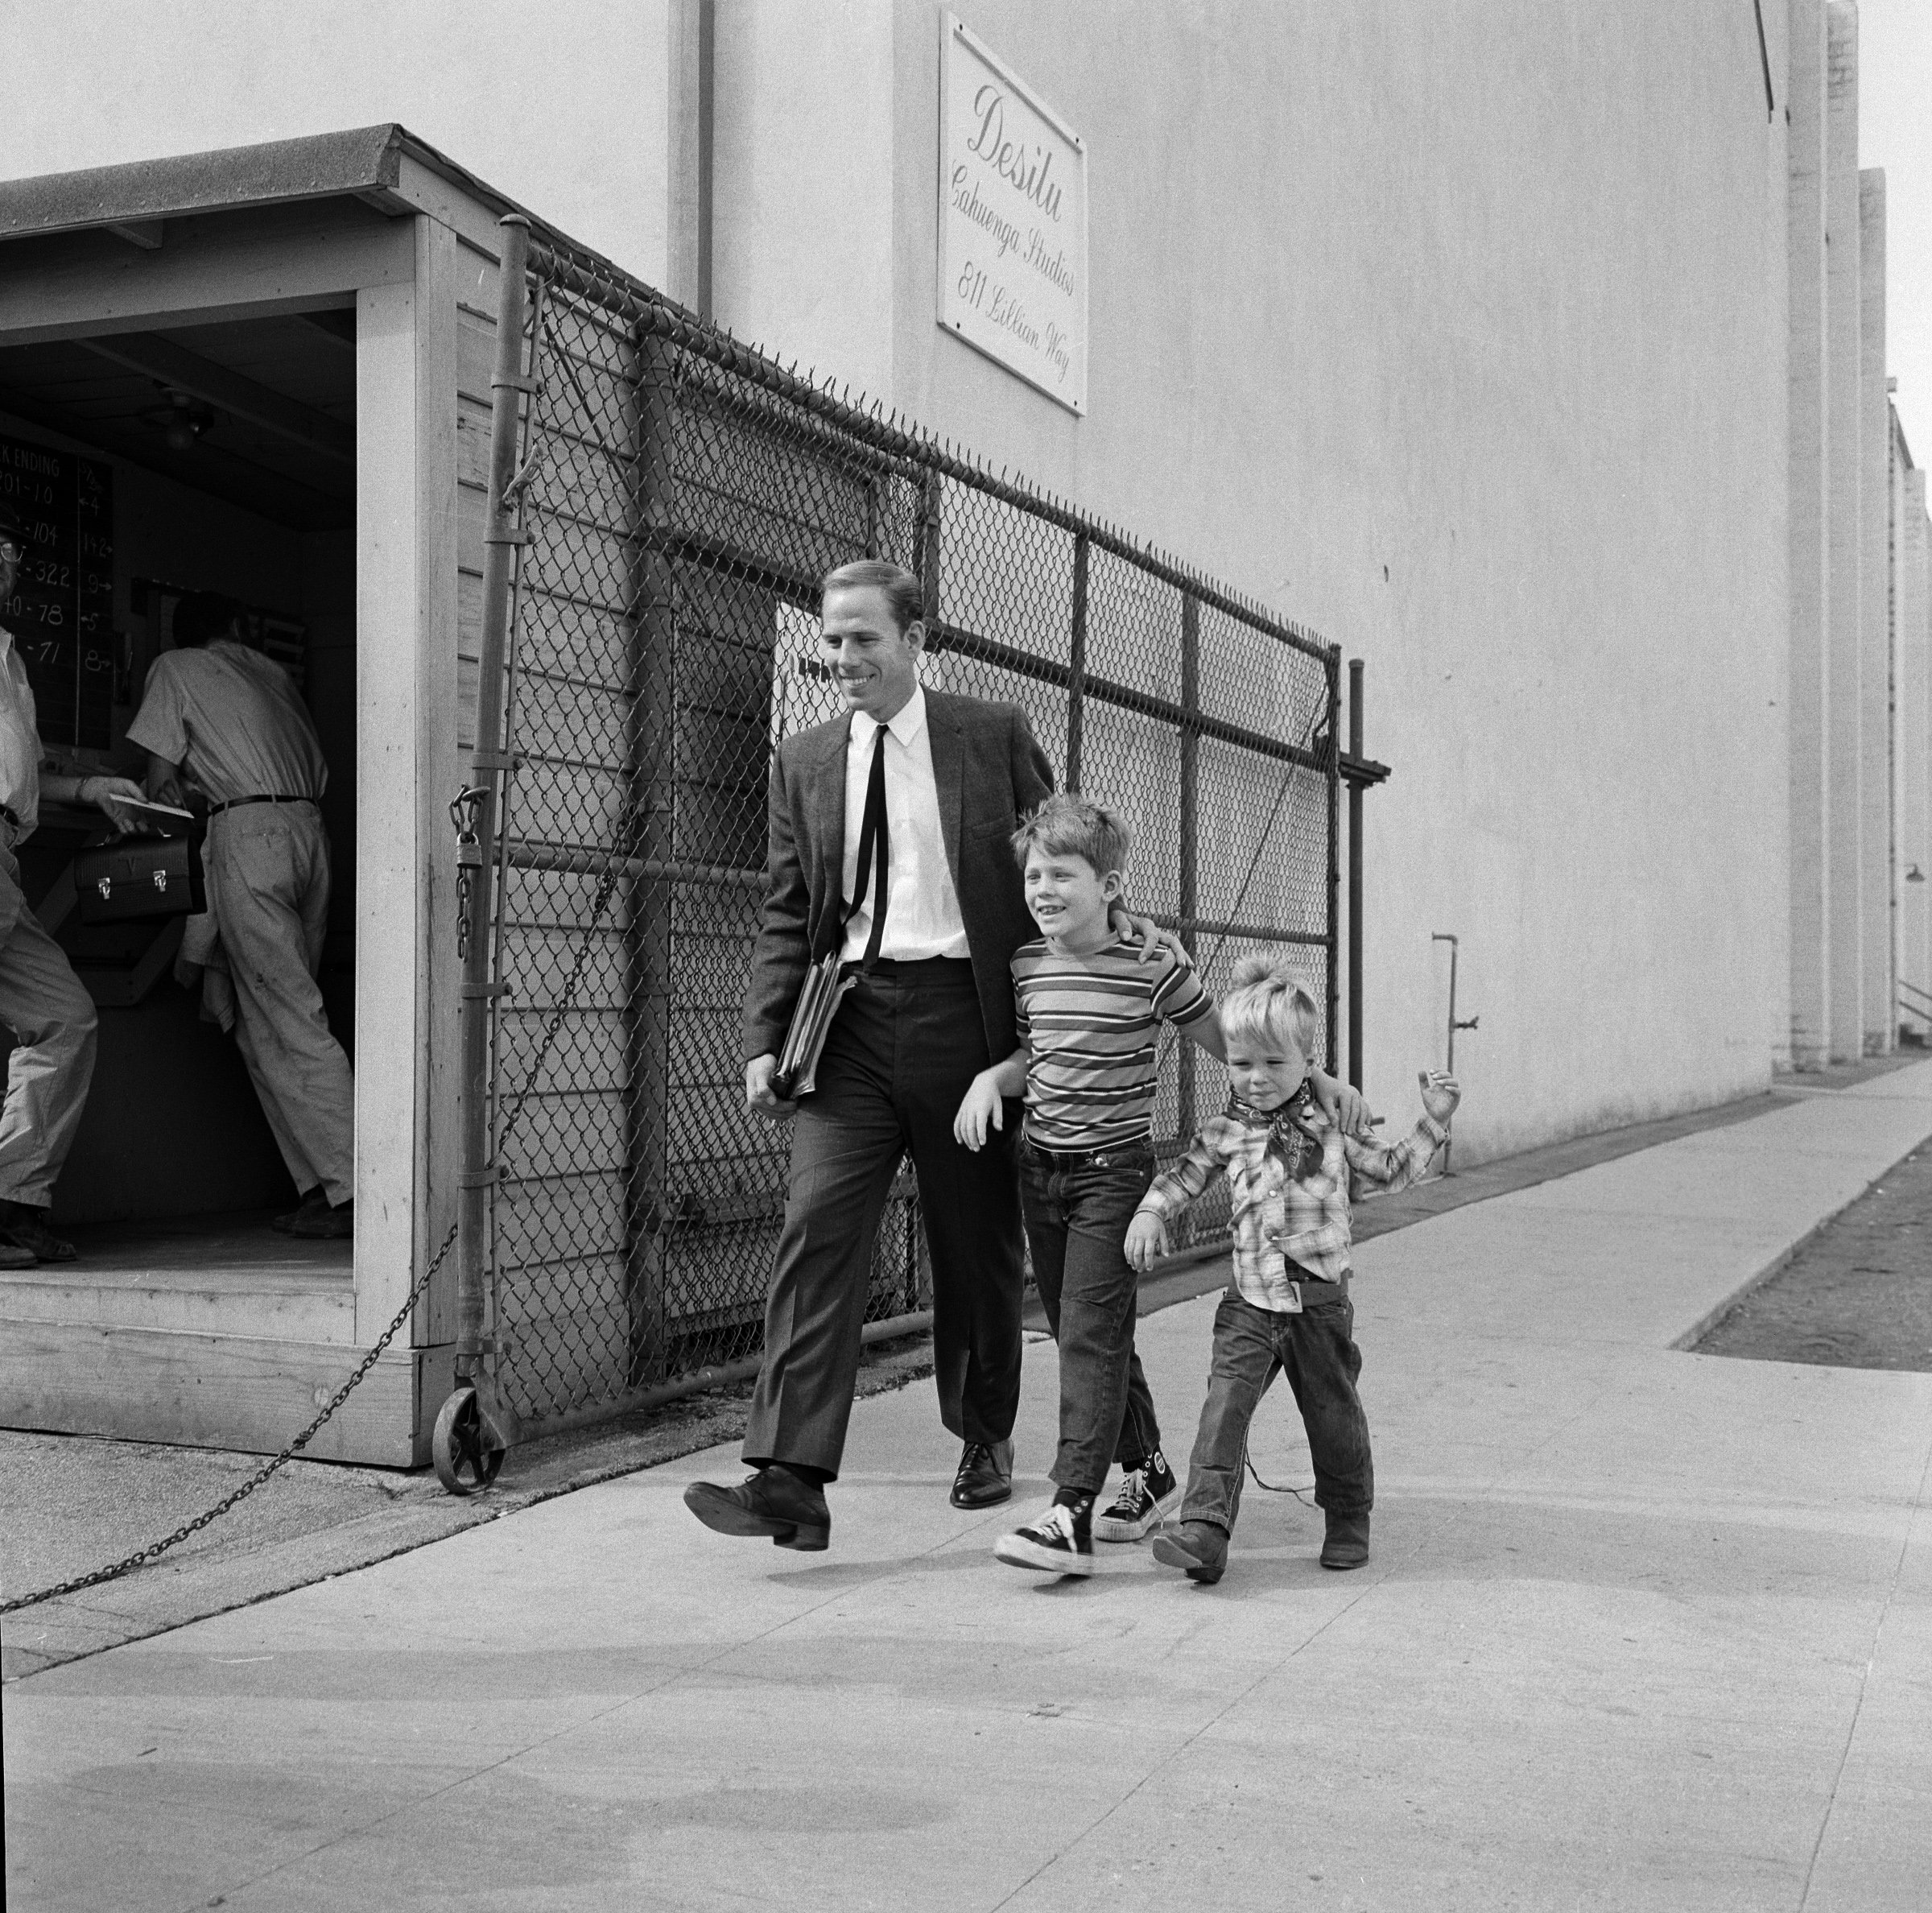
left=0, top=127, right=536, bottom=1464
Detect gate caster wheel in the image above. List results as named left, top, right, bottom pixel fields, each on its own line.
left=432, top=1386, right=506, bottom=1496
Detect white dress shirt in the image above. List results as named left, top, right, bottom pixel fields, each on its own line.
left=840, top=684, right=969, bottom=962
left=0, top=629, right=43, bottom=841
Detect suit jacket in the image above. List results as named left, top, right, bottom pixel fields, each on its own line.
left=743, top=687, right=1055, bottom=1065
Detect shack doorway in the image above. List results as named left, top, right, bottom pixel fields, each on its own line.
left=0, top=307, right=357, bottom=1304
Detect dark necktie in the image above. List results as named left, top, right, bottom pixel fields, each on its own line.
left=848, top=724, right=890, bottom=971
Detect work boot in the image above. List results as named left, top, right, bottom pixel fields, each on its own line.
left=684, top=1465, right=831, bottom=1551
left=0, top=1199, right=76, bottom=1263
left=1320, top=1510, right=1371, bottom=1571
left=272, top=1188, right=328, bottom=1234
left=1151, top=1520, right=1228, bottom=1585
left=951, top=1438, right=1014, bottom=1509
left=287, top=1198, right=353, bottom=1241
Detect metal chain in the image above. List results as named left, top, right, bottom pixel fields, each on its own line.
left=451, top=786, right=485, bottom=962
left=1, top=1221, right=459, bottom=1616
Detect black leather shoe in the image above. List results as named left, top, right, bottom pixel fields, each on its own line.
left=951, top=1439, right=1013, bottom=1509
left=683, top=1466, right=830, bottom=1551
left=1320, top=1510, right=1370, bottom=1570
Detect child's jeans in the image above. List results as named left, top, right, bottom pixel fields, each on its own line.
left=1179, top=1285, right=1373, bottom=1535
left=1018, top=1138, right=1164, bottom=1494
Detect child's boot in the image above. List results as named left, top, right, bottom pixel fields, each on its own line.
left=1319, top=1510, right=1370, bottom=1570
left=1151, top=1519, right=1228, bottom=1585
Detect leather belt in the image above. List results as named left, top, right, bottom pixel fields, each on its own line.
left=1290, top=1275, right=1348, bottom=1305
left=208, top=793, right=316, bottom=816
left=1021, top=1136, right=1154, bottom=1172
left=848, top=956, right=975, bottom=978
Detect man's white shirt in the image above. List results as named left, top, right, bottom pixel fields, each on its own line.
left=840, top=683, right=969, bottom=962
left=0, top=629, right=43, bottom=839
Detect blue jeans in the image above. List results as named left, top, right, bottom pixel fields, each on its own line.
left=1179, top=1287, right=1373, bottom=1535
left=1019, top=1140, right=1163, bottom=1494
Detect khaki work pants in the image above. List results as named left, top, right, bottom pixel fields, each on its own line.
left=208, top=804, right=354, bottom=1208
left=0, top=843, right=98, bottom=1209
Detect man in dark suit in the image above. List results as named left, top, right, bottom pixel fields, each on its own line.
left=684, top=557, right=1080, bottom=1550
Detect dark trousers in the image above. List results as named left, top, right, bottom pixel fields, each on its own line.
left=1180, top=1287, right=1373, bottom=1535
left=745, top=959, right=1025, bottom=1481
left=1019, top=1142, right=1163, bottom=1494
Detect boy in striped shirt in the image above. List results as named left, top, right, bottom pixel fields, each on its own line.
left=953, top=793, right=1220, bottom=1574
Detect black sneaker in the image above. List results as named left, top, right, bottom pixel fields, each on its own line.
left=1093, top=1450, right=1182, bottom=1542
left=993, top=1497, right=1095, bottom=1576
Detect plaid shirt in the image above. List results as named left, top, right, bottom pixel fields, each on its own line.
left=1137, top=1084, right=1448, bottom=1312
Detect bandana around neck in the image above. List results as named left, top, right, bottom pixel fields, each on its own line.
left=1226, top=1082, right=1321, bottom=1162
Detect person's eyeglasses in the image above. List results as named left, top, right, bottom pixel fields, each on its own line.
left=0, top=540, right=23, bottom=564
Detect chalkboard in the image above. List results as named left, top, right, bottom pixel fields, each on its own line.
left=0, top=432, right=115, bottom=750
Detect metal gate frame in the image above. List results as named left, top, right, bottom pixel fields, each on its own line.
left=457, top=216, right=1343, bottom=1436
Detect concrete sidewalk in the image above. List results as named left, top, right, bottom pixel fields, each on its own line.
left=7, top=1064, right=1932, bottom=1911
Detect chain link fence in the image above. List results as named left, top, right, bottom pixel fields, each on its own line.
left=477, top=233, right=1339, bottom=1432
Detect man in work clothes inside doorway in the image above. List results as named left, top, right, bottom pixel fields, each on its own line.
left=0, top=499, right=149, bottom=1263
left=126, top=592, right=354, bottom=1239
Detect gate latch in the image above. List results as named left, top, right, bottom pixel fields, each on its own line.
left=451, top=785, right=486, bottom=961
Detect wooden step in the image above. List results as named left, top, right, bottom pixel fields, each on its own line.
left=0, top=1318, right=452, bottom=1466
left=0, top=1210, right=438, bottom=1465
left=0, top=1264, right=356, bottom=1341
left=0, top=1209, right=356, bottom=1341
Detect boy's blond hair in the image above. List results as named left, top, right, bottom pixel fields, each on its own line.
left=1220, top=953, right=1321, bottom=1056
left=1009, top=792, right=1132, bottom=877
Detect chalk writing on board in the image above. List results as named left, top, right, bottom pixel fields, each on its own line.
left=0, top=433, right=115, bottom=750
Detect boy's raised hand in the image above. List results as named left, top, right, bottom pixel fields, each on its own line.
left=1125, top=1210, right=1169, bottom=1273
left=1419, top=1070, right=1460, bottom=1124
left=952, top=1071, right=1007, bottom=1151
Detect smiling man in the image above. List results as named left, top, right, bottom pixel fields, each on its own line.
left=685, top=557, right=1059, bottom=1551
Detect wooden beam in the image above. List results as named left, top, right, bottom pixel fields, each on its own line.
left=0, top=200, right=411, bottom=350
left=353, top=275, right=424, bottom=1352
left=76, top=331, right=354, bottom=466
left=415, top=216, right=464, bottom=1353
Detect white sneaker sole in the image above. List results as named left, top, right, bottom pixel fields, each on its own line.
left=994, top=1532, right=1096, bottom=1576
left=1093, top=1484, right=1183, bottom=1543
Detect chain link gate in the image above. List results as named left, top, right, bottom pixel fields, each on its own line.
left=461, top=216, right=1340, bottom=1441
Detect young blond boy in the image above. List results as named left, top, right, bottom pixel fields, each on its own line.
left=1130, top=955, right=1459, bottom=1584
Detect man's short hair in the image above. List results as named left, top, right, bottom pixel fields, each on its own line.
left=821, top=559, right=924, bottom=636
left=1220, top=954, right=1321, bottom=1056
left=0, top=498, right=26, bottom=545
left=171, top=592, right=243, bottom=651
left=1010, top=791, right=1133, bottom=878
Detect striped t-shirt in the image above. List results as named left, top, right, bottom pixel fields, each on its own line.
left=1012, top=937, right=1217, bottom=1151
